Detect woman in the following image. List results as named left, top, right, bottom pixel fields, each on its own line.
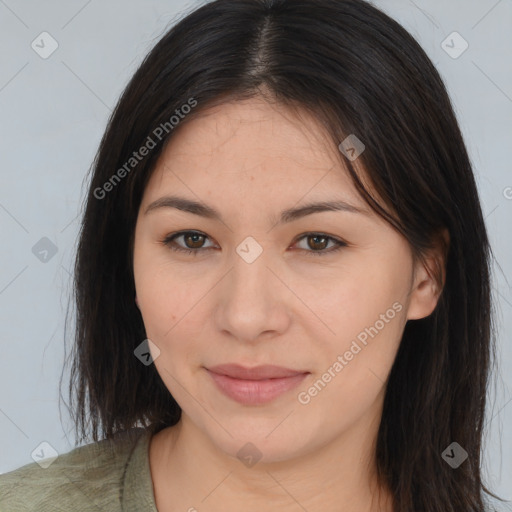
left=0, top=0, right=505, bottom=510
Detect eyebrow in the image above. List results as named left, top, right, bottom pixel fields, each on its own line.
left=144, top=195, right=369, bottom=225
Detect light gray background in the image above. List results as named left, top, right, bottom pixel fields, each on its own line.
left=0, top=0, right=511, bottom=504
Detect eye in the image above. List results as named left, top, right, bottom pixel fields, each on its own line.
left=161, top=230, right=347, bottom=257
left=161, top=231, right=215, bottom=256
left=292, top=233, right=347, bottom=256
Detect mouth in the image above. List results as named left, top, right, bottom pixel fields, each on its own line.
left=205, top=364, right=310, bottom=405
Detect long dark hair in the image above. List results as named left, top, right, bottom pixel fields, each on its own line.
left=62, top=0, right=503, bottom=510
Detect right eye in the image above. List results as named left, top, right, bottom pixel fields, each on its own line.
left=161, top=230, right=216, bottom=255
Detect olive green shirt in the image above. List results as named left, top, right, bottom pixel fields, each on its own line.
left=0, top=427, right=158, bottom=511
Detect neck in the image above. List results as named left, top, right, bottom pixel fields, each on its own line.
left=149, top=404, right=393, bottom=512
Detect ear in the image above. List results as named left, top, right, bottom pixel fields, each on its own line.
left=406, top=228, right=450, bottom=321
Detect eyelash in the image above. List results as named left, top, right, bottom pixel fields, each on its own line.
left=160, top=230, right=347, bottom=257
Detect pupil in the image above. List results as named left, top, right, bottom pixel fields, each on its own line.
left=187, top=233, right=203, bottom=248
left=310, top=235, right=326, bottom=250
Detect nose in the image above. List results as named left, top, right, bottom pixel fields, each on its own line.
left=213, top=248, right=292, bottom=344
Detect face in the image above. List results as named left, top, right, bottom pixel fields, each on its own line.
left=132, top=96, right=438, bottom=463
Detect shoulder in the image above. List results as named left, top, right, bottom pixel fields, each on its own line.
left=0, top=427, right=150, bottom=512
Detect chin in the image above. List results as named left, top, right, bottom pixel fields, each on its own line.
left=205, top=423, right=312, bottom=466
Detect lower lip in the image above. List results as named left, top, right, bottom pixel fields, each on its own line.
left=207, top=370, right=309, bottom=405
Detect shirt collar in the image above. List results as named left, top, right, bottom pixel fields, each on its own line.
left=121, top=428, right=158, bottom=511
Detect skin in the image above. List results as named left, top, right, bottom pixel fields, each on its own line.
left=132, top=95, right=446, bottom=512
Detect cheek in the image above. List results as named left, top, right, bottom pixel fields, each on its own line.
left=133, top=242, right=193, bottom=336
left=134, top=265, right=208, bottom=369
left=311, top=265, right=404, bottom=340
left=309, top=261, right=408, bottom=390
left=135, top=274, right=174, bottom=331
left=297, top=305, right=405, bottom=434
left=138, top=280, right=194, bottom=344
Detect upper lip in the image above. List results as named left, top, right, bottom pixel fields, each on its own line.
left=206, top=364, right=309, bottom=380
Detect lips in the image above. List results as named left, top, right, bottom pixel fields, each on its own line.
left=205, top=364, right=310, bottom=405
left=207, top=363, right=307, bottom=380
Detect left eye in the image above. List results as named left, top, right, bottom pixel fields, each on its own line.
left=161, top=231, right=347, bottom=257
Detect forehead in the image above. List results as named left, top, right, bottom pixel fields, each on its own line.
left=142, top=97, right=370, bottom=214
